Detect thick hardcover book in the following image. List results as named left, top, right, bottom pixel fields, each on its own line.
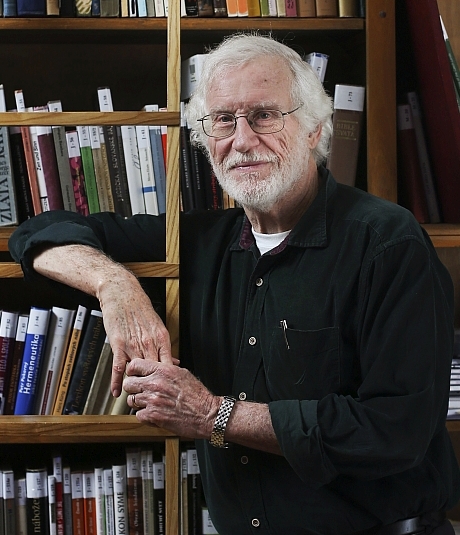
left=17, top=0, right=45, bottom=15
left=187, top=449, right=202, bottom=535
left=3, top=314, right=28, bottom=415
left=52, top=455, right=64, bottom=535
left=315, top=0, right=337, bottom=16
left=153, top=461, right=165, bottom=535
left=338, top=0, right=358, bottom=17
left=0, top=310, right=19, bottom=414
left=90, top=126, right=115, bottom=212
left=47, top=476, right=57, bottom=535
left=297, top=0, right=315, bottom=16
left=77, top=126, right=100, bottom=214
left=135, top=125, right=160, bottom=215
left=82, top=336, right=112, bottom=415
left=406, top=91, right=441, bottom=223
left=16, top=478, right=27, bottom=535
left=404, top=0, right=460, bottom=223
left=9, top=125, right=34, bottom=222
left=247, top=0, right=259, bottom=16
left=62, top=468, right=72, bottom=535
left=397, top=104, right=430, bottom=223
left=63, top=310, right=106, bottom=415
left=143, top=105, right=166, bottom=214
left=141, top=449, right=154, bottom=535
left=26, top=468, right=49, bottom=535
left=65, top=131, right=90, bottom=216
left=14, top=307, right=51, bottom=415
left=327, top=84, right=365, bottom=187
left=71, top=472, right=84, bottom=535
left=113, top=465, right=128, bottom=535
left=0, top=86, right=18, bottom=227
left=37, top=125, right=65, bottom=211
left=3, top=470, right=16, bottom=535
left=184, top=0, right=198, bottom=16
left=120, top=125, right=146, bottom=215
left=126, top=447, right=144, bottom=535
left=103, top=468, right=116, bottom=535
left=34, top=306, right=75, bottom=415
left=47, top=101, right=77, bottom=213
left=82, top=471, right=97, bottom=535
left=52, top=304, right=87, bottom=415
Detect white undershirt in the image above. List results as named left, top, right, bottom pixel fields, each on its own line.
left=252, top=229, right=291, bottom=255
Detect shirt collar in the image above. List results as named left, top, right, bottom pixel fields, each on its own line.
left=231, top=166, right=336, bottom=253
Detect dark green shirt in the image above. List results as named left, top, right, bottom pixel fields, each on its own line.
left=9, top=169, right=460, bottom=534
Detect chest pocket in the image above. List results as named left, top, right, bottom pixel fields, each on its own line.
left=266, top=326, right=340, bottom=400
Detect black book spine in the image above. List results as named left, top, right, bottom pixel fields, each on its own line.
left=9, top=128, right=34, bottom=221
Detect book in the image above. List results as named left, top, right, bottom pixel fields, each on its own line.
left=304, top=52, right=329, bottom=83
left=75, top=0, right=91, bottom=15
left=406, top=91, right=441, bottom=223
left=0, top=310, right=19, bottom=414
left=225, top=0, right=237, bottom=16
left=63, top=309, right=106, bottom=415
left=202, top=507, right=219, bottom=535
left=181, top=451, right=188, bottom=535
left=404, top=0, right=460, bottom=223
left=0, top=85, right=18, bottom=227
left=213, top=0, right=227, bottom=16
left=92, top=0, right=101, bottom=16
left=120, top=125, right=146, bottom=215
left=14, top=91, right=41, bottom=216
left=47, top=101, right=77, bottom=213
left=126, top=447, right=144, bottom=535
left=181, top=54, right=207, bottom=101
left=153, top=461, right=165, bottom=535
left=94, top=468, right=105, bottom=535
left=103, top=468, right=116, bottom=535
left=141, top=449, right=154, bottom=535
left=285, top=0, right=297, bottom=16
left=198, top=0, right=213, bottom=16
left=14, top=307, right=51, bottom=415
left=3, top=314, right=28, bottom=415
left=112, top=465, right=128, bottom=535
left=100, top=0, right=119, bottom=15
left=109, top=387, right=130, bottom=415
left=15, top=478, right=27, bottom=535
left=275, top=0, right=285, bottom=16
left=82, top=336, right=112, bottom=415
left=34, top=306, right=75, bottom=415
left=36, top=121, right=64, bottom=212
left=29, top=118, right=51, bottom=213
left=128, top=0, right=138, bottom=16
left=315, top=0, right=337, bottom=16
left=247, top=0, right=260, bottom=16
left=62, top=467, right=72, bottom=535
left=143, top=104, right=166, bottom=214
left=440, top=15, right=460, bottom=108
left=397, top=104, right=430, bottom=223
left=97, top=87, right=132, bottom=218
left=52, top=304, right=87, bottom=415
left=82, top=471, right=97, bottom=535
left=77, top=126, right=100, bottom=214
left=297, top=0, right=315, bottom=16
left=184, top=0, right=198, bottom=15
left=3, top=470, right=16, bottom=535
left=47, top=476, right=57, bottom=535
left=327, top=84, right=365, bottom=187
left=71, top=472, right=84, bottom=535
left=26, top=468, right=49, bottom=535
left=338, top=0, right=358, bottom=17
left=3, top=0, right=18, bottom=16
left=9, top=124, right=34, bottom=223
left=17, top=0, right=45, bottom=15
left=65, top=131, right=90, bottom=217
left=236, top=0, right=248, bottom=16
left=0, top=471, right=4, bottom=535
left=153, top=0, right=164, bottom=16
left=90, top=126, right=115, bottom=212
left=179, top=106, right=196, bottom=213
left=52, top=454, right=64, bottom=535
left=186, top=449, right=202, bottom=535
left=135, top=125, right=160, bottom=215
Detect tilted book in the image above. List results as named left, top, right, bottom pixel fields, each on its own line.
left=440, top=15, right=460, bottom=107
left=82, top=336, right=112, bottom=415
left=3, top=314, right=28, bottom=415
left=327, top=84, right=365, bottom=187
left=0, top=310, right=19, bottom=414
left=14, top=307, right=51, bottom=415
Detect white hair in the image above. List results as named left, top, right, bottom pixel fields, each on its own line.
left=184, top=33, right=333, bottom=165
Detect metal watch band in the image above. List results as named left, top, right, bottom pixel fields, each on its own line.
left=209, top=396, right=236, bottom=448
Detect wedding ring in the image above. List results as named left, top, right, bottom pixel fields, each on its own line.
left=131, top=394, right=141, bottom=409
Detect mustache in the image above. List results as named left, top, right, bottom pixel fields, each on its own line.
left=222, top=152, right=279, bottom=171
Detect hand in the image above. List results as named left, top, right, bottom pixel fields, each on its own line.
left=123, top=358, right=221, bottom=439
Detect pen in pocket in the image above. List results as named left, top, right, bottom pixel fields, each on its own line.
left=280, top=319, right=290, bottom=350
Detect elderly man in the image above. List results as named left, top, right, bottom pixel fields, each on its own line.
left=9, top=34, right=460, bottom=534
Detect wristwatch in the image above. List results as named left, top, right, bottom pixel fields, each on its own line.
left=209, top=396, right=236, bottom=448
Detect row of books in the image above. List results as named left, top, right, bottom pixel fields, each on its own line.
left=0, top=305, right=132, bottom=416
left=0, top=0, right=364, bottom=18
left=0, top=445, right=216, bottom=535
left=448, top=330, right=460, bottom=420
left=397, top=1, right=460, bottom=224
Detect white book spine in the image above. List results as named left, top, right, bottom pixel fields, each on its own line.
left=333, top=84, right=366, bottom=111
left=48, top=476, right=57, bottom=535
left=153, top=0, right=164, bottom=16
left=97, top=87, right=114, bottom=112
left=0, top=84, right=18, bottom=226
left=29, top=110, right=49, bottom=212
left=104, top=468, right=116, bottom=535
left=112, top=465, right=128, bottom=535
left=304, top=52, right=329, bottom=84
left=120, top=125, right=146, bottom=214
left=66, top=131, right=81, bottom=159
left=135, top=125, right=159, bottom=215
left=15, top=478, right=27, bottom=535
left=267, top=0, right=277, bottom=16
left=94, top=468, right=106, bottom=535
left=275, top=0, right=285, bottom=16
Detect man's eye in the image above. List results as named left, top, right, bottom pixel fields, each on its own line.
left=253, top=110, right=276, bottom=121
left=214, top=114, right=234, bottom=124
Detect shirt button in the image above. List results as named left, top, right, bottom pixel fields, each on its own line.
left=239, top=392, right=247, bottom=401
left=241, top=456, right=248, bottom=464
left=251, top=518, right=260, bottom=528
left=248, top=336, right=256, bottom=346
left=255, top=278, right=263, bottom=287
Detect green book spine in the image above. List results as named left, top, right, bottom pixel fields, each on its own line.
left=77, top=126, right=100, bottom=214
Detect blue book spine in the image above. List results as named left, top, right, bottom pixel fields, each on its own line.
left=17, top=0, right=45, bottom=15
left=149, top=128, right=166, bottom=214
left=3, top=0, right=18, bottom=16
left=91, top=0, right=101, bottom=16
left=14, top=307, right=50, bottom=415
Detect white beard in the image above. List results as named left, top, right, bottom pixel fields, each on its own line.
left=210, top=141, right=308, bottom=213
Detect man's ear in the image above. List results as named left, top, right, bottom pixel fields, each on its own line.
left=307, top=124, right=322, bottom=150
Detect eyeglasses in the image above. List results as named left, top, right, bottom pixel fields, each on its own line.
left=197, top=106, right=302, bottom=139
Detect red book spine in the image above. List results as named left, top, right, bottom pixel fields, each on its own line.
left=65, top=131, right=90, bottom=216
left=37, top=128, right=64, bottom=211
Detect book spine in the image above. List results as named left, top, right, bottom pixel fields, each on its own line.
left=126, top=447, right=143, bottom=535
left=17, top=0, right=45, bottom=15
left=52, top=455, right=64, bottom=535
left=37, top=126, right=65, bottom=211
left=15, top=478, right=27, bottom=535
left=65, top=131, right=90, bottom=216
left=48, top=476, right=57, bottom=535
left=184, top=0, right=198, bottom=16
left=213, top=0, right=227, bottom=16
left=275, top=0, right=285, bottom=16
left=52, top=304, right=87, bottom=415
left=0, top=86, right=18, bottom=226
left=141, top=449, right=154, bottom=535
left=338, top=0, right=358, bottom=17
left=120, top=125, right=146, bottom=215
left=315, top=0, right=337, bottom=16
left=14, top=307, right=51, bottom=415
left=153, top=461, right=165, bottom=535
left=26, top=468, right=49, bottom=535
left=62, top=467, right=72, bottom=535
left=197, top=0, right=213, bottom=15
left=285, top=0, right=297, bottom=16
left=135, top=125, right=160, bottom=215
left=236, top=0, right=248, bottom=16
left=63, top=310, right=106, bottom=415
left=103, top=468, right=116, bottom=535
left=225, top=0, right=237, bottom=16
left=181, top=451, right=188, bottom=535
left=296, top=0, right=316, bottom=16
left=30, top=122, right=50, bottom=212
left=71, top=472, right=84, bottom=535
left=247, top=0, right=260, bottom=16
left=9, top=125, right=34, bottom=222
left=82, top=336, right=112, bottom=415
left=75, top=0, right=92, bottom=15
left=82, top=471, right=97, bottom=535
left=267, top=0, right=277, bottom=15
left=77, top=125, right=100, bottom=214
left=3, top=0, right=18, bottom=16
left=113, top=465, right=128, bottom=535
left=0, top=310, right=19, bottom=414
left=90, top=126, right=115, bottom=212
left=3, top=314, right=28, bottom=415
left=180, top=110, right=195, bottom=213
left=440, top=15, right=460, bottom=105
left=94, top=468, right=105, bottom=535
left=304, top=52, right=329, bottom=83
left=3, top=470, right=16, bottom=535
left=186, top=449, right=202, bottom=535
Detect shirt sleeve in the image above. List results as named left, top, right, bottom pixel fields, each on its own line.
left=269, top=236, right=454, bottom=487
left=8, top=210, right=166, bottom=282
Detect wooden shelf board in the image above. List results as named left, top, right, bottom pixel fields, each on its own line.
left=0, top=415, right=177, bottom=443
left=422, top=224, right=460, bottom=248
